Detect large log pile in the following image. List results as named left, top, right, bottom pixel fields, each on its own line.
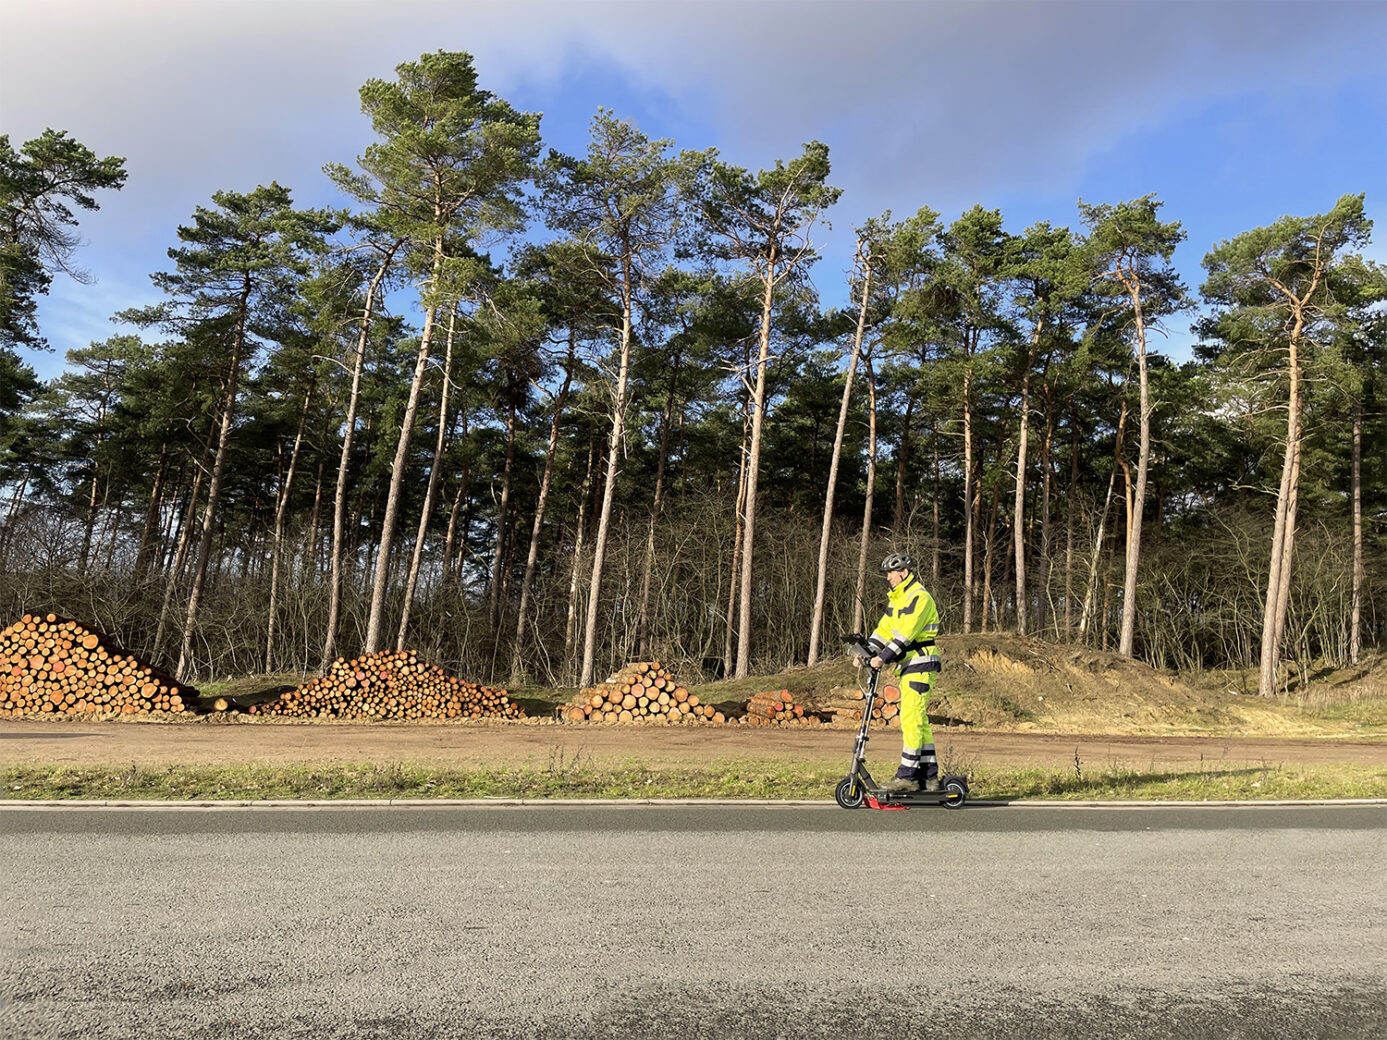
left=563, top=662, right=724, bottom=724
left=0, top=614, right=192, bottom=716
left=740, top=689, right=825, bottom=727
left=248, top=650, right=523, bottom=721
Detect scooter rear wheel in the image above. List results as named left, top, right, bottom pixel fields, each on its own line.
left=942, top=777, right=968, bottom=810
left=835, top=776, right=866, bottom=809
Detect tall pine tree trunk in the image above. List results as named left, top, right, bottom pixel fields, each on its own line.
left=1350, top=398, right=1363, bottom=665
left=323, top=246, right=393, bottom=665
left=157, top=461, right=186, bottom=573
left=564, top=434, right=596, bottom=670
left=1013, top=319, right=1040, bottom=635
left=398, top=309, right=457, bottom=651
left=735, top=257, right=779, bottom=679
left=981, top=478, right=1001, bottom=633
left=176, top=277, right=251, bottom=679
left=1118, top=291, right=1152, bottom=658
left=579, top=265, right=636, bottom=687
left=894, top=395, right=914, bottom=537
left=634, top=370, right=676, bottom=661
left=1064, top=411, right=1080, bottom=635
left=808, top=250, right=870, bottom=665
left=0, top=469, right=30, bottom=567
left=133, top=442, right=170, bottom=583
left=303, top=457, right=324, bottom=579
left=487, top=395, right=518, bottom=633
left=78, top=450, right=102, bottom=576
left=1258, top=321, right=1304, bottom=696
left=931, top=430, right=941, bottom=589
left=1080, top=401, right=1127, bottom=639
left=365, top=245, right=443, bottom=655
left=851, top=358, right=878, bottom=634
left=723, top=398, right=752, bottom=676
left=96, top=484, right=118, bottom=571
left=440, top=408, right=470, bottom=586
left=154, top=464, right=205, bottom=662
left=962, top=361, right=976, bottom=633
left=1036, top=407, right=1055, bottom=636
left=266, top=373, right=315, bottom=671
left=510, top=340, right=575, bottom=678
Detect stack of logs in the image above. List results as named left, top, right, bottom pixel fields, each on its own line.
left=564, top=662, right=723, bottom=724
left=0, top=613, right=192, bottom=716
left=865, top=683, right=901, bottom=727
left=800, top=683, right=902, bottom=728
left=249, top=650, right=524, bottom=721
left=740, top=690, right=823, bottom=727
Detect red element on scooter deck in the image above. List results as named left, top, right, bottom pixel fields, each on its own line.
left=866, top=796, right=908, bottom=810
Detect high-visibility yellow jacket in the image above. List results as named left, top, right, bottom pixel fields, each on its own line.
left=866, top=572, right=941, bottom=676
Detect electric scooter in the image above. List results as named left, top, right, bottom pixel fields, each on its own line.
left=834, top=633, right=969, bottom=811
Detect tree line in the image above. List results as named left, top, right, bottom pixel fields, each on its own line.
left=2, top=50, right=1383, bottom=695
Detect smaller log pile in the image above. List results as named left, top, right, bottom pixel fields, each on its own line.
left=869, top=684, right=901, bottom=727
left=805, top=683, right=902, bottom=728
left=248, top=650, right=523, bottom=721
left=0, top=613, right=192, bottom=716
left=563, top=662, right=723, bottom=724
left=740, top=690, right=825, bottom=727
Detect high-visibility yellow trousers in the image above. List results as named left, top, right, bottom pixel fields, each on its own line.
left=894, top=668, right=938, bottom=781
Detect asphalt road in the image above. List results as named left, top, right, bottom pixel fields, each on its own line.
left=3, top=804, right=1385, bottom=1039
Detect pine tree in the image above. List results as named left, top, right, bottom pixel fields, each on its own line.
left=1200, top=194, right=1375, bottom=694
left=122, top=183, right=334, bottom=678
left=699, top=141, right=840, bottom=678
left=328, top=50, right=541, bottom=654
left=1080, top=195, right=1187, bottom=658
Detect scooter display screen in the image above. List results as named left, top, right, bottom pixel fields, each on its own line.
left=841, top=633, right=875, bottom=659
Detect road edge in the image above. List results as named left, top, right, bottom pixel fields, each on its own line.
left=1, top=797, right=1386, bottom=810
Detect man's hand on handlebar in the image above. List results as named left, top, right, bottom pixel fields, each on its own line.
left=852, top=655, right=885, bottom=671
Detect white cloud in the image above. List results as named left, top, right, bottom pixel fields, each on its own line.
left=4, top=0, right=1383, bottom=358
left=9, top=1, right=1378, bottom=207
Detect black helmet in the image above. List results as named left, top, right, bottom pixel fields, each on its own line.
left=880, top=552, right=914, bottom=574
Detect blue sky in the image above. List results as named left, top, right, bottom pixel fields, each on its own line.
left=4, top=0, right=1384, bottom=380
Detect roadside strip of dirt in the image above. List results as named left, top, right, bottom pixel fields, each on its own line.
left=3, top=798, right=1386, bottom=810
left=2, top=719, right=1385, bottom=771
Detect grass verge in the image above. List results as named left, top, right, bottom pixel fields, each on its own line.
left=4, top=760, right=1385, bottom=802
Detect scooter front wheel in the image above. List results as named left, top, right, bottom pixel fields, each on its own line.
left=835, top=776, right=866, bottom=809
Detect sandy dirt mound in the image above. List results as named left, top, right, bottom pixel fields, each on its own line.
left=932, top=634, right=1381, bottom=737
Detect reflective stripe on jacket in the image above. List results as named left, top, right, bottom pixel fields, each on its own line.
left=866, top=573, right=941, bottom=670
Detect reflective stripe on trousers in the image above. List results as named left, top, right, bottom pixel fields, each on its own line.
left=897, top=741, right=939, bottom=782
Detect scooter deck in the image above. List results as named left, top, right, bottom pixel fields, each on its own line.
left=867, top=791, right=953, bottom=808
left=863, top=776, right=967, bottom=809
